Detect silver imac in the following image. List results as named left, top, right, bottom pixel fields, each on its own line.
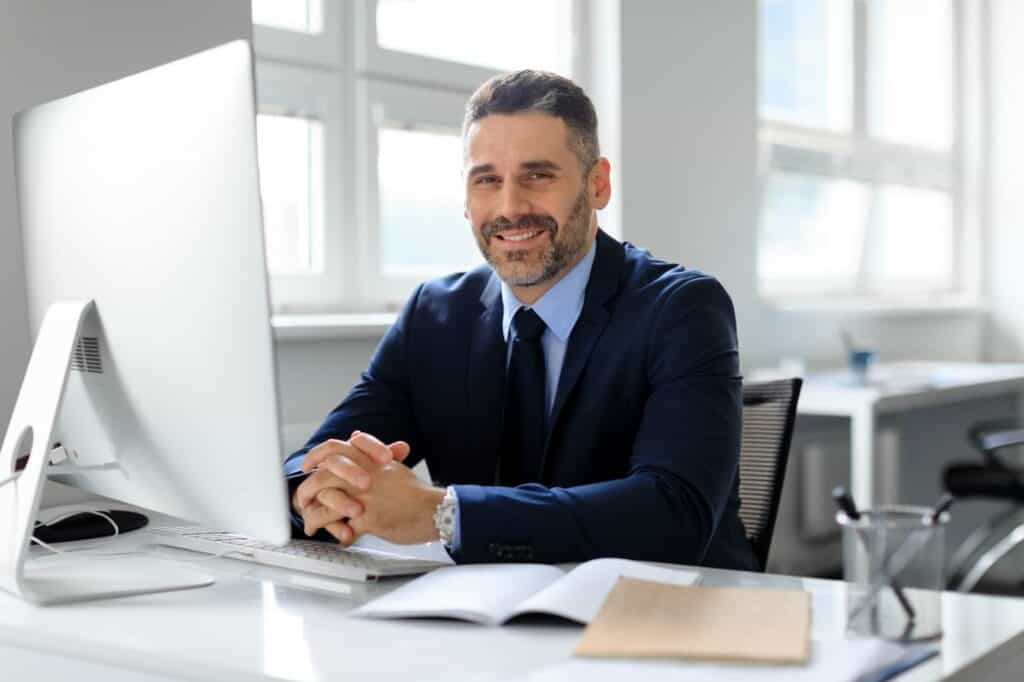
left=0, top=41, right=291, bottom=604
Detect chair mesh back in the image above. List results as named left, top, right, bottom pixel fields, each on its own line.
left=738, top=378, right=802, bottom=571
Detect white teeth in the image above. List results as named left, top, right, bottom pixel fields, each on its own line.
left=504, top=231, right=539, bottom=242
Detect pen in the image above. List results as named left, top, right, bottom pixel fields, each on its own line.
left=833, top=486, right=916, bottom=621
left=928, top=493, right=955, bottom=523
left=846, top=493, right=956, bottom=628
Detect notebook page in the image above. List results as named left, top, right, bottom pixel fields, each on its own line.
left=352, top=563, right=565, bottom=626
left=511, top=558, right=700, bottom=624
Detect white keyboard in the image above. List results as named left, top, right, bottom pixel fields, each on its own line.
left=148, top=526, right=447, bottom=582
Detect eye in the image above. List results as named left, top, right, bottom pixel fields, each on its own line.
left=526, top=171, right=554, bottom=181
left=473, top=175, right=499, bottom=185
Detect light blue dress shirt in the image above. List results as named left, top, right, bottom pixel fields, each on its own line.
left=445, top=239, right=597, bottom=553
left=500, top=239, right=598, bottom=416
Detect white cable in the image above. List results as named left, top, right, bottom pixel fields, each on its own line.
left=38, top=509, right=120, bottom=536
left=28, top=536, right=69, bottom=555
left=30, top=509, right=122, bottom=556
left=0, top=472, right=19, bottom=488
left=28, top=508, right=247, bottom=567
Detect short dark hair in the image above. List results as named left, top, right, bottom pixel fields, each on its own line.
left=463, top=70, right=600, bottom=172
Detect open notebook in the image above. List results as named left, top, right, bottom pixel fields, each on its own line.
left=351, top=558, right=700, bottom=626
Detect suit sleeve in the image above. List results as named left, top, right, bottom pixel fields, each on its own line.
left=450, top=275, right=742, bottom=565
left=282, top=285, right=425, bottom=535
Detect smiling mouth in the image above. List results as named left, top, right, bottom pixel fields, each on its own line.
left=497, top=230, right=543, bottom=242
left=493, top=225, right=552, bottom=244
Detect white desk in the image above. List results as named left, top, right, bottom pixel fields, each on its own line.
left=1, top=530, right=1024, bottom=681
left=797, top=362, right=1024, bottom=510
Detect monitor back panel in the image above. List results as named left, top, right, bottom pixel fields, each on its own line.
left=13, top=41, right=290, bottom=545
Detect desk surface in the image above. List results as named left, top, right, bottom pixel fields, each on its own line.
left=2, top=529, right=1024, bottom=682
left=795, top=361, right=1024, bottom=417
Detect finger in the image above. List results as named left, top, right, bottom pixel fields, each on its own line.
left=388, top=441, right=411, bottom=463
left=319, top=453, right=373, bottom=491
left=314, top=488, right=364, bottom=520
left=295, top=469, right=348, bottom=510
left=301, top=501, right=345, bottom=537
left=350, top=431, right=395, bottom=465
left=296, top=467, right=368, bottom=510
left=302, top=437, right=379, bottom=473
left=317, top=453, right=376, bottom=492
left=300, top=438, right=347, bottom=472
left=295, top=472, right=322, bottom=510
left=351, top=431, right=412, bottom=464
left=347, top=514, right=370, bottom=539
left=324, top=520, right=354, bottom=546
left=300, top=500, right=325, bottom=536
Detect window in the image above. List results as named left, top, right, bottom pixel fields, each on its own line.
left=252, top=1, right=577, bottom=312
left=759, top=0, right=852, bottom=131
left=256, top=113, right=324, bottom=274
left=757, top=0, right=968, bottom=303
left=252, top=0, right=323, bottom=34
left=374, top=0, right=572, bottom=74
left=377, top=127, right=476, bottom=277
left=253, top=61, right=342, bottom=308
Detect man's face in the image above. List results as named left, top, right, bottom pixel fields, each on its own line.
left=463, top=112, right=600, bottom=292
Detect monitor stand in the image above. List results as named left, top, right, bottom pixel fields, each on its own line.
left=0, top=300, right=213, bottom=605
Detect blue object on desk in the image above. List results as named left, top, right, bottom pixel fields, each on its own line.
left=849, top=350, right=879, bottom=383
left=854, top=646, right=938, bottom=682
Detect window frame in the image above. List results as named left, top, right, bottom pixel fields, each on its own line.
left=254, top=61, right=345, bottom=310
left=757, top=0, right=978, bottom=306
left=354, top=80, right=480, bottom=306
left=252, top=0, right=341, bottom=68
left=352, top=0, right=575, bottom=91
left=253, top=0, right=582, bottom=313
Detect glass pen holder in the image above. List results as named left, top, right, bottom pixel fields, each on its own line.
left=838, top=506, right=948, bottom=642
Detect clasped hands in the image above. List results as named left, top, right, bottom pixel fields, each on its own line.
left=293, top=431, right=445, bottom=546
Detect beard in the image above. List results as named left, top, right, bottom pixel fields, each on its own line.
left=476, top=188, right=592, bottom=287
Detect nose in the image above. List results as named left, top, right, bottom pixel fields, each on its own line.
left=498, top=180, right=531, bottom=222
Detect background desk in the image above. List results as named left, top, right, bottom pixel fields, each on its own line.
left=798, top=362, right=1024, bottom=511
left=2, top=529, right=1024, bottom=681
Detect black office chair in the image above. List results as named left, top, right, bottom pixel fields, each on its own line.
left=738, top=378, right=803, bottom=571
left=944, top=419, right=1024, bottom=593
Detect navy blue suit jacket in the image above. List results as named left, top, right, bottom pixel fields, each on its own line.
left=284, top=231, right=758, bottom=570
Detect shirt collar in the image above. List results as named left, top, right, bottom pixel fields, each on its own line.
left=500, top=238, right=597, bottom=343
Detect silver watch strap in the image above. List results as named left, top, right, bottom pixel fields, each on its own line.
left=433, top=486, right=458, bottom=548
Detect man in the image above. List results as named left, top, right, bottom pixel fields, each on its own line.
left=284, top=70, right=757, bottom=570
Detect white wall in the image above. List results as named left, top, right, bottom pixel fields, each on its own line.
left=276, top=338, right=380, bottom=451
left=986, top=0, right=1024, bottom=362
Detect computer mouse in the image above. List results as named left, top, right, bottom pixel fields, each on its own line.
left=32, top=510, right=149, bottom=544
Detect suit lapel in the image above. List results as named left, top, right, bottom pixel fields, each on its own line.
left=467, top=273, right=507, bottom=483
left=543, top=231, right=624, bottom=460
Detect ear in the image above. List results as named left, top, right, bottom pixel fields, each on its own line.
left=590, top=158, right=611, bottom=210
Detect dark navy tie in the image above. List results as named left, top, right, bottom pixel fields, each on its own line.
left=499, top=308, right=547, bottom=485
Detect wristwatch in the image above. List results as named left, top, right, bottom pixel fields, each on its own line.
left=433, top=486, right=458, bottom=549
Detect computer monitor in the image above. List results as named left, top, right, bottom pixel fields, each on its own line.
left=0, top=41, right=290, bottom=604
